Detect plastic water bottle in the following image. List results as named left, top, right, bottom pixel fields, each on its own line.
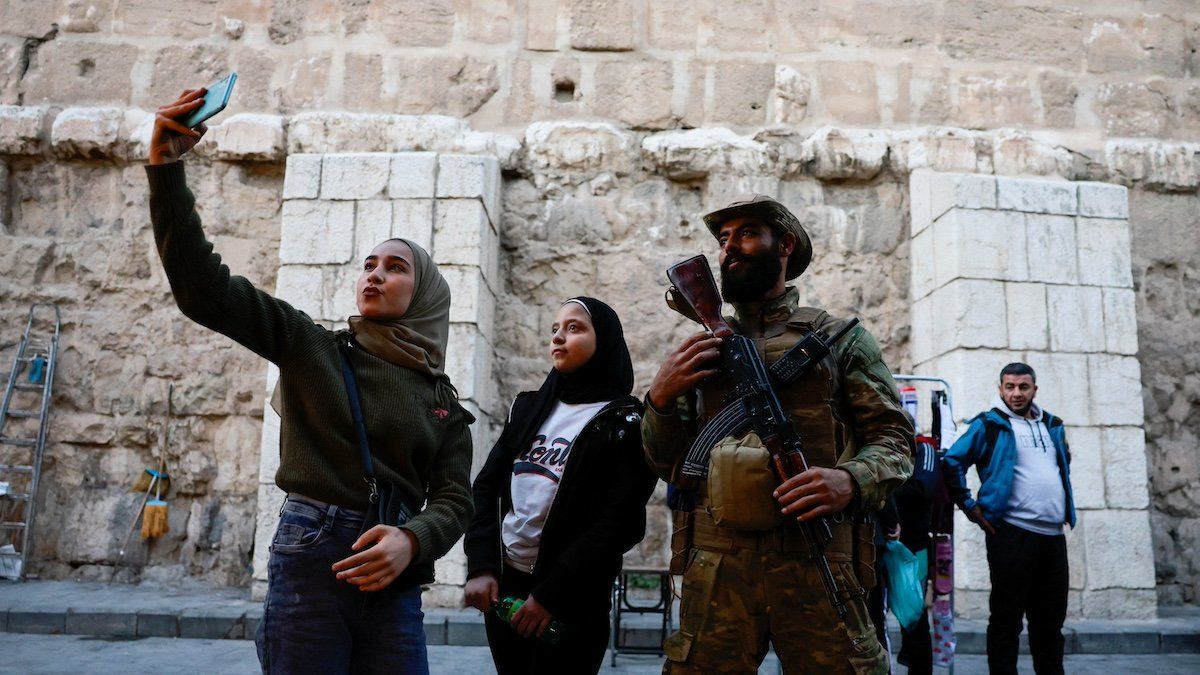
left=493, top=596, right=565, bottom=644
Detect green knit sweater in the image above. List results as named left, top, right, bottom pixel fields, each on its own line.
left=147, top=161, right=475, bottom=568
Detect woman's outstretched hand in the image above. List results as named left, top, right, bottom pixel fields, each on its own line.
left=331, top=525, right=418, bottom=592
left=149, top=88, right=208, bottom=165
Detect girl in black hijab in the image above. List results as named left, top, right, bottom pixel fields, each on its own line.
left=463, top=297, right=658, bottom=674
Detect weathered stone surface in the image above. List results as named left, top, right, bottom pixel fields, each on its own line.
left=50, top=107, right=123, bottom=159
left=928, top=171, right=996, bottom=221
left=816, top=61, right=879, bottom=125
left=371, top=0, right=455, bottom=47
left=392, top=199, right=435, bottom=251
left=931, top=208, right=1027, bottom=286
left=1101, top=288, right=1138, bottom=356
left=569, top=0, right=634, bottom=51
left=773, top=65, right=811, bottom=126
left=433, top=198, right=499, bottom=284
left=200, top=114, right=285, bottom=162
left=710, top=62, right=773, bottom=127
left=991, top=131, right=1073, bottom=179
left=956, top=73, right=1035, bottom=129
left=279, top=55, right=331, bottom=110
left=1077, top=217, right=1133, bottom=288
left=1005, top=282, right=1048, bottom=351
left=1083, top=509, right=1156, bottom=591
left=941, top=0, right=1084, bottom=68
left=592, top=60, right=674, bottom=129
left=21, top=41, right=139, bottom=106
left=1078, top=182, right=1129, bottom=219
left=1088, top=354, right=1145, bottom=427
left=320, top=154, right=391, bottom=201
left=1025, top=214, right=1079, bottom=285
left=801, top=127, right=887, bottom=181
left=354, top=200, right=392, bottom=261
left=1069, top=427, right=1106, bottom=510
left=1032, top=352, right=1091, bottom=426
left=143, top=44, right=229, bottom=110
left=524, top=121, right=637, bottom=179
left=1039, top=71, right=1078, bottom=128
left=524, top=0, right=560, bottom=50
left=392, top=56, right=499, bottom=118
left=1081, top=588, right=1157, bottom=620
left=888, top=128, right=985, bottom=174
left=642, top=128, right=768, bottom=181
left=282, top=155, right=321, bottom=200
left=1047, top=285, right=1105, bottom=353
left=997, top=177, right=1076, bottom=215
left=1085, top=15, right=1189, bottom=78
left=388, top=153, right=438, bottom=199
left=1096, top=81, right=1175, bottom=138
left=0, top=105, right=45, bottom=155
left=436, top=154, right=501, bottom=223
left=278, top=200, right=355, bottom=264
left=1103, top=427, right=1151, bottom=509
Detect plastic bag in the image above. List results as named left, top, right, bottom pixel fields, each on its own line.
left=882, top=540, right=926, bottom=630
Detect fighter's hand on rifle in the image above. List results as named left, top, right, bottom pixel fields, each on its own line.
left=773, top=467, right=858, bottom=521
left=149, top=88, right=208, bottom=165
left=647, top=331, right=724, bottom=413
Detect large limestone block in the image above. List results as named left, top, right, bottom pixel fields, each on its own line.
left=1081, top=588, right=1157, bottom=620
left=1081, top=509, right=1155, bottom=591
left=926, top=280, right=1009, bottom=356
left=279, top=200, right=355, bottom=265
left=21, top=41, right=139, bottom=105
left=1064, top=522, right=1087, bottom=590
left=1077, top=182, right=1129, bottom=219
left=801, top=127, right=887, bottom=181
left=592, top=60, right=674, bottom=129
left=996, top=177, right=1077, bottom=216
left=1087, top=354, right=1144, bottom=427
left=446, top=323, right=497, bottom=414
left=909, top=170, right=933, bottom=236
left=388, top=152, right=437, bottom=199
left=929, top=172, right=997, bottom=222
left=710, top=62, right=773, bottom=128
left=392, top=199, right=435, bottom=251
left=321, top=153, right=392, bottom=200
left=990, top=132, right=1072, bottom=179
left=433, top=540, right=468, bottom=587
left=434, top=198, right=499, bottom=285
left=953, top=509, right=990, bottom=590
left=931, top=208, right=1027, bottom=287
left=1004, top=282, right=1048, bottom=350
left=325, top=266, right=359, bottom=324
left=1024, top=352, right=1090, bottom=426
left=1067, top=426, right=1105, bottom=510
left=641, top=128, right=769, bottom=181
left=1102, top=427, right=1150, bottom=509
left=50, top=107, right=123, bottom=159
left=0, top=105, right=44, bottom=155
left=355, top=201, right=393, bottom=261
left=909, top=228, right=936, bottom=301
left=437, top=154, right=501, bottom=225
left=274, top=265, right=325, bottom=319
left=1101, top=288, right=1138, bottom=355
left=257, top=365, right=282, bottom=481
left=442, top=264, right=497, bottom=338
left=569, top=0, right=635, bottom=51
left=889, top=128, right=985, bottom=175
left=1046, top=286, right=1105, bottom=353
left=252, top=482, right=287, bottom=587
left=1076, top=218, right=1133, bottom=288
left=524, top=121, right=638, bottom=178
left=1024, top=214, right=1078, bottom=285
left=909, top=293, right=935, bottom=365
left=283, top=155, right=322, bottom=200
left=202, top=114, right=286, bottom=162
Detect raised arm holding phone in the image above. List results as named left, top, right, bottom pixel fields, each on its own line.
left=146, top=82, right=476, bottom=674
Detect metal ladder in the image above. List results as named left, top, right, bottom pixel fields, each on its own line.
left=0, top=304, right=61, bottom=581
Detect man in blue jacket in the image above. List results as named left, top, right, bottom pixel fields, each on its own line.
left=943, top=362, right=1075, bottom=675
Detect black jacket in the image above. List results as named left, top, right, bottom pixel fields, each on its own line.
left=464, top=393, right=658, bottom=621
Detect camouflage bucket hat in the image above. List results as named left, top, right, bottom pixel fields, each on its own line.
left=702, top=194, right=813, bottom=280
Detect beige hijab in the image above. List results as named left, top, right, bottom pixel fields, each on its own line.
left=348, top=239, right=451, bottom=380
left=270, top=239, right=453, bottom=413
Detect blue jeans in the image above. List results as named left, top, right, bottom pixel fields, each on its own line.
left=255, top=496, right=429, bottom=674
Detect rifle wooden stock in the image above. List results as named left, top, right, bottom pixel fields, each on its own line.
left=666, top=255, right=731, bottom=335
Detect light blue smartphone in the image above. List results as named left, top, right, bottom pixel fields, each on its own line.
left=181, top=72, right=237, bottom=129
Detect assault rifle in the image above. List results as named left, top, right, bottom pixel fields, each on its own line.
left=666, top=254, right=860, bottom=623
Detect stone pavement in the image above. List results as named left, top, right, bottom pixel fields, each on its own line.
left=2, top=580, right=1199, bottom=657
left=2, top=635, right=1200, bottom=675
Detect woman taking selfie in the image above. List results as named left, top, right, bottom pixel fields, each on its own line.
left=463, top=297, right=658, bottom=674
left=146, top=87, right=474, bottom=673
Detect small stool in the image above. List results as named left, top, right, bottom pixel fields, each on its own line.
left=609, top=566, right=673, bottom=665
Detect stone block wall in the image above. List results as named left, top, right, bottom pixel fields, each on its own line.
left=250, top=151, right=502, bottom=602
left=4, top=1, right=1200, bottom=140
left=910, top=170, right=1157, bottom=619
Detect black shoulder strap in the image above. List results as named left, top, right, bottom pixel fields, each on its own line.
left=336, top=338, right=379, bottom=504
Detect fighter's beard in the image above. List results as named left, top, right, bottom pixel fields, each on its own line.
left=720, top=249, right=783, bottom=303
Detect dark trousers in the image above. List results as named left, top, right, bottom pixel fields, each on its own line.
left=985, top=521, right=1069, bottom=675
left=255, top=497, right=428, bottom=674
left=484, top=566, right=610, bottom=675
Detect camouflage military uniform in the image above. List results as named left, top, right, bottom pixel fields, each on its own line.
left=644, top=288, right=914, bottom=675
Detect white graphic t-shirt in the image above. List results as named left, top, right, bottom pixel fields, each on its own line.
left=501, top=400, right=609, bottom=569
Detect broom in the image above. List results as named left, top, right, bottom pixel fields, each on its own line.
left=140, top=384, right=173, bottom=540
